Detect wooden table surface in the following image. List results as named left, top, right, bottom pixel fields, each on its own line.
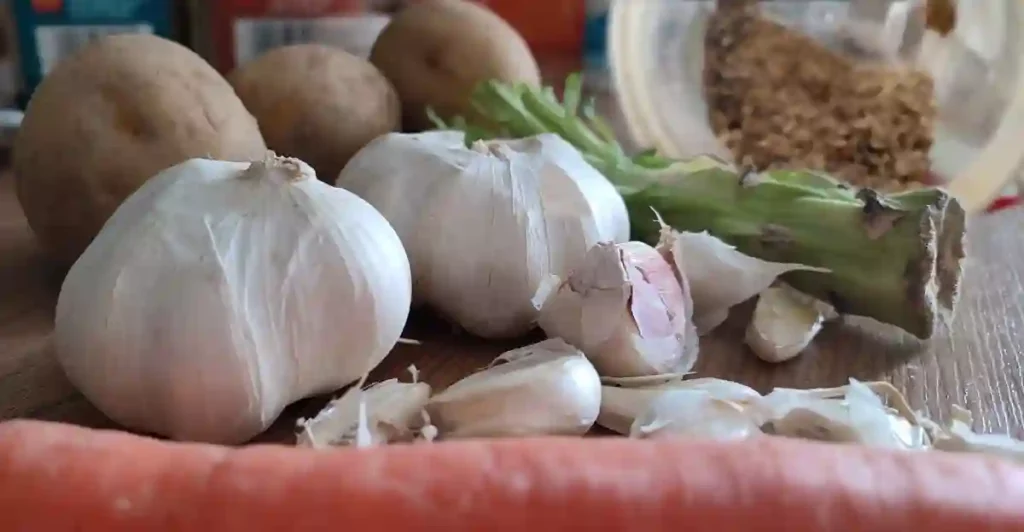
left=1, top=170, right=1023, bottom=443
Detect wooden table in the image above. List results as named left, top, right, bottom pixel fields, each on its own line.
left=2, top=171, right=1023, bottom=443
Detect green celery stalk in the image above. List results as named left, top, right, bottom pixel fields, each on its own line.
left=429, top=74, right=966, bottom=340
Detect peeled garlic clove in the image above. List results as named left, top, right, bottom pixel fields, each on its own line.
left=629, top=389, right=762, bottom=441
left=655, top=223, right=828, bottom=335
left=745, top=285, right=827, bottom=363
left=297, top=379, right=432, bottom=448
left=599, top=377, right=763, bottom=434
left=425, top=339, right=601, bottom=439
left=536, top=241, right=698, bottom=377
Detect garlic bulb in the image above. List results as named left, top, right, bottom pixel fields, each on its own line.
left=425, top=339, right=602, bottom=439
left=55, top=156, right=413, bottom=444
left=534, top=241, right=698, bottom=378
left=337, top=131, right=630, bottom=338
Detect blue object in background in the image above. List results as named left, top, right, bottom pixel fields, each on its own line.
left=10, top=0, right=177, bottom=107
left=583, top=0, right=609, bottom=71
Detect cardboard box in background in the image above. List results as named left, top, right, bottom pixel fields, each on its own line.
left=190, top=0, right=393, bottom=73
left=10, top=0, right=181, bottom=105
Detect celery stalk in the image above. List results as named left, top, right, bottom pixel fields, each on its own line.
left=431, top=75, right=966, bottom=339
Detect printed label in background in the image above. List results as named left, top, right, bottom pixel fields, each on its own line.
left=11, top=0, right=177, bottom=104
left=195, top=0, right=385, bottom=73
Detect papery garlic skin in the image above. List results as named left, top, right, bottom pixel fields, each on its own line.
left=337, top=131, right=629, bottom=338
left=757, top=380, right=926, bottom=449
left=629, top=389, right=762, bottom=441
left=656, top=226, right=828, bottom=335
left=599, top=378, right=763, bottom=435
left=536, top=241, right=698, bottom=377
left=425, top=339, right=602, bottom=438
left=297, top=380, right=431, bottom=448
left=55, top=156, right=412, bottom=444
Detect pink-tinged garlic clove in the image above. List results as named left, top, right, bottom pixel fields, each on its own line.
left=535, top=241, right=698, bottom=378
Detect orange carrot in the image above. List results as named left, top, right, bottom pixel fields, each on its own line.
left=1, top=419, right=1023, bottom=531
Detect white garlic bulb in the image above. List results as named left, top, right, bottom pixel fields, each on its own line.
left=54, top=155, right=413, bottom=444
left=337, top=131, right=629, bottom=339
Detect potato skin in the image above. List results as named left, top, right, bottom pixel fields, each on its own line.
left=370, top=0, right=541, bottom=131
left=229, top=44, right=401, bottom=183
left=13, top=34, right=267, bottom=265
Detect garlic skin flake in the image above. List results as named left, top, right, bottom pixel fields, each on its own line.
left=599, top=378, right=762, bottom=435
left=337, top=131, right=629, bottom=339
left=535, top=241, right=698, bottom=378
left=745, top=285, right=829, bottom=363
left=629, top=389, right=762, bottom=441
left=926, top=406, right=1024, bottom=463
left=55, top=156, right=413, bottom=444
left=297, top=379, right=432, bottom=448
left=758, top=380, right=927, bottom=449
left=656, top=226, right=828, bottom=335
left=425, top=339, right=602, bottom=439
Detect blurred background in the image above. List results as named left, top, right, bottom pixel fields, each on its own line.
left=0, top=0, right=1019, bottom=210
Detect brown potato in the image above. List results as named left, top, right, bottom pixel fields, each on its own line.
left=370, top=0, right=541, bottom=131
left=14, top=34, right=267, bottom=265
left=229, top=44, right=401, bottom=183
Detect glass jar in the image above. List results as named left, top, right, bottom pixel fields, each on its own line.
left=608, top=0, right=1024, bottom=213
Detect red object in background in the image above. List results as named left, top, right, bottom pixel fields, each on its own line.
left=924, top=171, right=1021, bottom=214
left=29, top=0, right=61, bottom=13
left=400, top=0, right=585, bottom=54
left=202, top=0, right=370, bottom=72
left=986, top=195, right=1022, bottom=213
left=30, top=0, right=62, bottom=14
left=477, top=0, right=585, bottom=54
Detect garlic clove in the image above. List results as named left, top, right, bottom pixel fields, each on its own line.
left=600, top=386, right=670, bottom=435
left=598, top=377, right=763, bottom=434
left=744, top=285, right=828, bottom=363
left=296, top=379, right=431, bottom=448
left=535, top=241, right=698, bottom=378
left=425, top=339, right=602, bottom=439
left=655, top=221, right=829, bottom=335
left=629, top=389, right=762, bottom=441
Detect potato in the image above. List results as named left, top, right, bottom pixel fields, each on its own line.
left=370, top=0, right=541, bottom=131
left=229, top=44, right=400, bottom=182
left=14, top=34, right=267, bottom=265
